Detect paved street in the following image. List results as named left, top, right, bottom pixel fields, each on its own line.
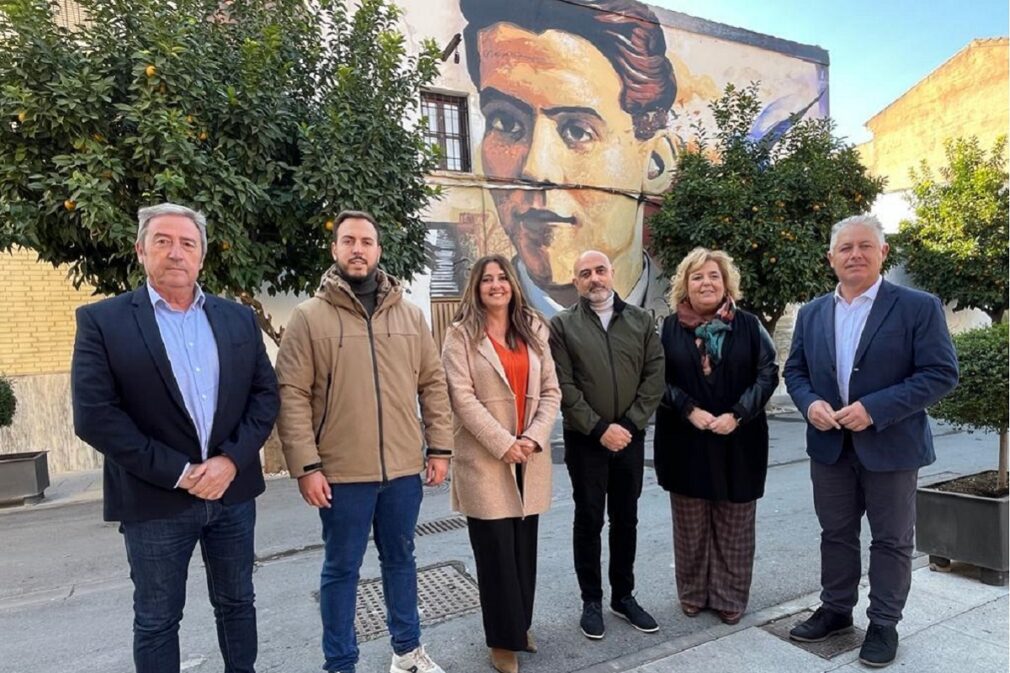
left=1, top=413, right=1006, bottom=673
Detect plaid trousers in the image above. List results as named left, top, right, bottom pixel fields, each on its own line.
left=670, top=493, right=757, bottom=612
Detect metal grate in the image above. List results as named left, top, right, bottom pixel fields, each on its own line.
left=761, top=611, right=865, bottom=659
left=415, top=515, right=467, bottom=537
left=313, top=561, right=481, bottom=642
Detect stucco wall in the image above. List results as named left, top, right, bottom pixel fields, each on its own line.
left=857, top=38, right=1009, bottom=194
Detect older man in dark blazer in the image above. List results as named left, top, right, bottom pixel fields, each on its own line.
left=71, top=203, right=279, bottom=673
left=784, top=214, right=957, bottom=668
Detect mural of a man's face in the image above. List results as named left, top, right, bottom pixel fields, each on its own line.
left=477, top=23, right=659, bottom=299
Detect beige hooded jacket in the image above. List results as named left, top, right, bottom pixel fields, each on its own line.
left=275, top=266, right=453, bottom=483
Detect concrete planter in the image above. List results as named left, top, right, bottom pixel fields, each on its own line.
left=916, top=476, right=1009, bottom=586
left=0, top=451, right=50, bottom=506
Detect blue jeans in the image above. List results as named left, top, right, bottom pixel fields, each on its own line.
left=121, top=499, right=257, bottom=673
left=318, top=475, right=422, bottom=672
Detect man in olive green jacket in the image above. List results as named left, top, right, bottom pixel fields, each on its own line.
left=275, top=210, right=452, bottom=673
left=549, top=250, right=665, bottom=641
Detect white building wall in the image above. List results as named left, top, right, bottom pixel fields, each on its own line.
left=871, top=191, right=990, bottom=334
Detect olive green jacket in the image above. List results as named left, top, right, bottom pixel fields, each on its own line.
left=548, top=293, right=665, bottom=441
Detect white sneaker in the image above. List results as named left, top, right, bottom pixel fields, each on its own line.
left=390, top=644, right=444, bottom=673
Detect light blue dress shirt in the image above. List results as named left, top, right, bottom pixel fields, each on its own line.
left=147, top=283, right=220, bottom=481
left=833, top=275, right=882, bottom=405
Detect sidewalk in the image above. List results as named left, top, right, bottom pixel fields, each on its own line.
left=576, top=561, right=1008, bottom=673
left=1, top=415, right=1006, bottom=673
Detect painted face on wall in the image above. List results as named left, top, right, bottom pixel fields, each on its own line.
left=477, top=24, right=652, bottom=300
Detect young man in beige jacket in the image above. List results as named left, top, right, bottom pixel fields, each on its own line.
left=275, top=210, right=454, bottom=673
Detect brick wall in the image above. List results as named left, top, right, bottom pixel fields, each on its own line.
left=0, top=248, right=104, bottom=376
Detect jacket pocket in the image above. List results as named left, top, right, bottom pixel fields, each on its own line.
left=314, top=372, right=333, bottom=445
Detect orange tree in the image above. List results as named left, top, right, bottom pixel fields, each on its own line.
left=0, top=0, right=440, bottom=342
left=891, top=136, right=1008, bottom=325
left=649, top=83, right=884, bottom=333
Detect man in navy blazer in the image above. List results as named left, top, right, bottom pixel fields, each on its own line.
left=784, top=215, right=957, bottom=667
left=72, top=203, right=279, bottom=673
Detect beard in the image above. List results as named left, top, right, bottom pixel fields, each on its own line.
left=336, top=256, right=377, bottom=280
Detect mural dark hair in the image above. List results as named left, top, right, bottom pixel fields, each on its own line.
left=452, top=254, right=545, bottom=356
left=332, top=209, right=381, bottom=244
left=460, top=0, right=677, bottom=140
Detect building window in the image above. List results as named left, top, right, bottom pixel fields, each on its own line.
left=421, top=92, right=471, bottom=172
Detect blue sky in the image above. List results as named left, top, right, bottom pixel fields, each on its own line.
left=653, top=0, right=1009, bottom=144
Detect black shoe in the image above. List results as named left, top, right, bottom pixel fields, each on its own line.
left=580, top=601, right=605, bottom=639
left=789, top=606, right=853, bottom=642
left=859, top=623, right=898, bottom=667
left=610, top=595, right=659, bottom=633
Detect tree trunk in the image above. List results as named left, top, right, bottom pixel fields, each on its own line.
left=261, top=426, right=288, bottom=475
left=237, top=293, right=284, bottom=346
left=761, top=307, right=784, bottom=335
left=998, top=429, right=1008, bottom=492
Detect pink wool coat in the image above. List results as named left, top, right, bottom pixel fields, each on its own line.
left=441, top=318, right=561, bottom=520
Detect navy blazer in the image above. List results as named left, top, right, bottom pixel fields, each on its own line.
left=72, top=286, right=279, bottom=522
left=784, top=280, right=958, bottom=471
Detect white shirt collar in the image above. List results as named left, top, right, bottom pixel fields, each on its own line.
left=833, top=275, right=882, bottom=306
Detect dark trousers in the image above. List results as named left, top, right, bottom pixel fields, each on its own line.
left=564, top=430, right=645, bottom=604
left=811, top=441, right=918, bottom=627
left=467, top=515, right=540, bottom=650
left=671, top=494, right=757, bottom=613
left=121, top=499, right=257, bottom=673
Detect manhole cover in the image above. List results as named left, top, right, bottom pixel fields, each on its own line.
left=762, top=611, right=865, bottom=659
left=313, top=560, right=481, bottom=642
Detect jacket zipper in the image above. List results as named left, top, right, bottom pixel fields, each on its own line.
left=592, top=309, right=621, bottom=421
left=605, top=326, right=620, bottom=420
left=314, top=372, right=332, bottom=445
left=366, top=316, right=388, bottom=482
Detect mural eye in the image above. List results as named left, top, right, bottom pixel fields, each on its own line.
left=558, top=119, right=597, bottom=146
left=487, top=111, right=524, bottom=140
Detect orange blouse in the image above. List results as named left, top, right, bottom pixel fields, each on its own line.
left=488, top=335, right=530, bottom=432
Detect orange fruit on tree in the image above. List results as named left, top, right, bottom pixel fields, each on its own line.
left=145, top=64, right=157, bottom=78
left=64, top=199, right=77, bottom=211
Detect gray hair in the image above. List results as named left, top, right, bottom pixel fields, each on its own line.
left=829, top=214, right=885, bottom=251
left=137, top=203, right=208, bottom=261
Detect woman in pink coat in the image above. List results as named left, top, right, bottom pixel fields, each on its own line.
left=441, top=254, right=561, bottom=673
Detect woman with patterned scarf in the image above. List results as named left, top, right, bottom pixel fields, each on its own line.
left=654, top=248, right=779, bottom=625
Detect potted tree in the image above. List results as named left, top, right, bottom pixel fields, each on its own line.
left=0, top=375, right=51, bottom=506
left=890, top=136, right=1009, bottom=584
left=915, top=323, right=1009, bottom=585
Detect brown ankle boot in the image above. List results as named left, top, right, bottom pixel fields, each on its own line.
left=490, top=647, right=518, bottom=673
